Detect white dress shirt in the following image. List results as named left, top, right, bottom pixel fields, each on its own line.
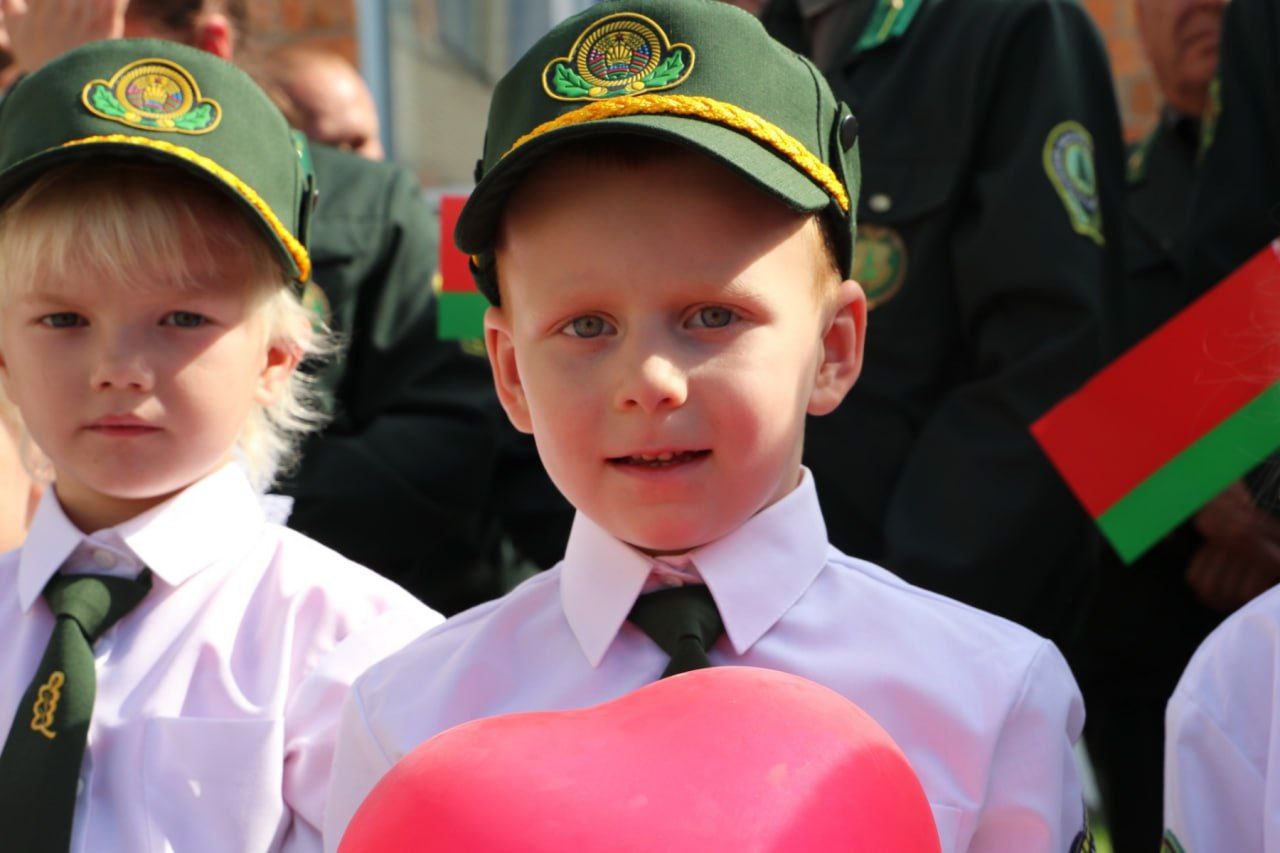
left=0, top=463, right=441, bottom=853
left=326, top=471, right=1085, bottom=852
left=1165, top=584, right=1280, bottom=852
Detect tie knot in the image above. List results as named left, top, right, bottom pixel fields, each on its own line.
left=43, top=571, right=153, bottom=643
left=628, top=584, right=724, bottom=678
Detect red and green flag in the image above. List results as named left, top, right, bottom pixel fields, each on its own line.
left=437, top=193, right=487, bottom=340
left=1033, top=241, right=1280, bottom=563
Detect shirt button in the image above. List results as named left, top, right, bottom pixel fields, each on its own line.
left=91, top=548, right=117, bottom=569
left=77, top=776, right=85, bottom=796
left=868, top=193, right=893, bottom=213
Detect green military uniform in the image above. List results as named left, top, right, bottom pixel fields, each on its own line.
left=1183, top=0, right=1280, bottom=290
left=761, top=0, right=1126, bottom=643
left=278, top=142, right=571, bottom=616
left=1075, top=111, right=1222, bottom=853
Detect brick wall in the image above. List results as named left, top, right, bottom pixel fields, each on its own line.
left=246, top=0, right=1160, bottom=143
left=1083, top=0, right=1160, bottom=142
left=242, top=0, right=359, bottom=65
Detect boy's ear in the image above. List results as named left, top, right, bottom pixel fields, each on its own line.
left=255, top=337, right=304, bottom=406
left=484, top=306, right=533, bottom=434
left=808, top=279, right=866, bottom=416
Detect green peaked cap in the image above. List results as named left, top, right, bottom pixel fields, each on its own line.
left=0, top=39, right=315, bottom=286
left=457, top=0, right=861, bottom=303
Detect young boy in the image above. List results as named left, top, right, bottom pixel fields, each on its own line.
left=0, top=40, right=440, bottom=851
left=326, top=2, right=1087, bottom=850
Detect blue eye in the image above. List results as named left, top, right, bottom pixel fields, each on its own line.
left=562, top=315, right=614, bottom=338
left=688, top=306, right=736, bottom=329
left=163, top=311, right=207, bottom=328
left=39, top=312, right=86, bottom=329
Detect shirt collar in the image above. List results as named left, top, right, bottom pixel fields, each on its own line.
left=17, top=463, right=265, bottom=612
left=560, top=469, right=829, bottom=667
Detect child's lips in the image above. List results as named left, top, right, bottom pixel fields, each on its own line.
left=85, top=415, right=160, bottom=437
left=607, top=449, right=712, bottom=470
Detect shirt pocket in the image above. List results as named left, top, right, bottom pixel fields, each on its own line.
left=142, top=717, right=285, bottom=853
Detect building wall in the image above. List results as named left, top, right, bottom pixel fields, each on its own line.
left=1083, top=0, right=1160, bottom=141
left=243, top=0, right=360, bottom=64
left=248, top=0, right=1162, bottom=152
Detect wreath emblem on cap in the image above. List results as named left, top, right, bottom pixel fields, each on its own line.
left=82, top=58, right=222, bottom=134
left=543, top=13, right=695, bottom=102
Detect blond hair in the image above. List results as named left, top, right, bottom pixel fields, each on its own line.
left=0, top=160, right=331, bottom=490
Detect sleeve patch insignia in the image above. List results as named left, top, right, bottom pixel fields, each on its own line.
left=1043, top=120, right=1104, bottom=246
left=82, top=58, right=222, bottom=135
left=1161, top=829, right=1187, bottom=853
left=543, top=13, right=695, bottom=102
left=852, top=224, right=907, bottom=309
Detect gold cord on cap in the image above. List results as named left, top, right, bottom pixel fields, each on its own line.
left=502, top=93, right=850, bottom=213
left=59, top=134, right=311, bottom=281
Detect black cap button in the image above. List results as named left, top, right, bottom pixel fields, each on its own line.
left=839, top=113, right=859, bottom=151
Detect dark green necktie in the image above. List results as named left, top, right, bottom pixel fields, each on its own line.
left=0, top=571, right=152, bottom=853
left=628, top=584, right=725, bottom=678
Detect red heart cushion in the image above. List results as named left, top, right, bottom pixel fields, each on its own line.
left=340, top=666, right=940, bottom=852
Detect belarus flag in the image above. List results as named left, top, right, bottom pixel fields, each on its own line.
left=437, top=194, right=487, bottom=341
left=1033, top=242, right=1280, bottom=563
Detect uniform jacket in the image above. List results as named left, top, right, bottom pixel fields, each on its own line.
left=761, top=0, right=1127, bottom=643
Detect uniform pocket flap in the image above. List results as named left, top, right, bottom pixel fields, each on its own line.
left=858, top=157, right=957, bottom=223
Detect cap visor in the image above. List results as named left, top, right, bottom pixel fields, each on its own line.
left=0, top=141, right=305, bottom=283
left=456, top=112, right=833, bottom=254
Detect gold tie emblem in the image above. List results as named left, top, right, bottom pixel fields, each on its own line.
left=30, top=671, right=65, bottom=740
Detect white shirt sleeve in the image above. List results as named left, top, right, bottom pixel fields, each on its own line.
left=322, top=680, right=400, bottom=853
left=967, top=641, right=1086, bottom=853
left=1162, top=591, right=1280, bottom=853
left=281, top=604, right=437, bottom=853
left=1164, top=688, right=1265, bottom=852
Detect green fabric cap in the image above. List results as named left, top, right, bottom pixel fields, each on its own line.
left=0, top=38, right=314, bottom=284
left=457, top=0, right=860, bottom=302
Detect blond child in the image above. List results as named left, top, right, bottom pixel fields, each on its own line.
left=325, top=2, right=1090, bottom=851
left=0, top=39, right=439, bottom=851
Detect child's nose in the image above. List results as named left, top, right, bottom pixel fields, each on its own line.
left=615, top=353, right=688, bottom=414
left=91, top=336, right=154, bottom=392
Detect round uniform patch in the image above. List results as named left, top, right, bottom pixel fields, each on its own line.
left=301, top=281, right=332, bottom=332
left=543, top=13, right=695, bottom=101
left=1160, top=829, right=1186, bottom=853
left=852, top=224, right=907, bottom=309
left=82, top=58, right=222, bottom=134
left=1043, top=120, right=1104, bottom=246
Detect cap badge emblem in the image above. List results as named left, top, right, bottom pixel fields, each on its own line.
left=82, top=58, right=222, bottom=134
left=543, top=13, right=695, bottom=102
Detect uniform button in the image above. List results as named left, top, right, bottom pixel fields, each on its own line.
left=869, top=194, right=892, bottom=213
left=839, top=113, right=859, bottom=150
left=76, top=776, right=85, bottom=796
left=91, top=548, right=117, bottom=569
